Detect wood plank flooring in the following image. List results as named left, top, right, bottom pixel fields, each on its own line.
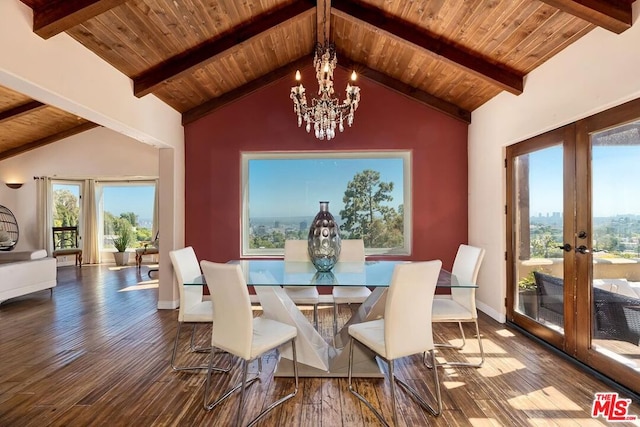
left=1, top=264, right=639, bottom=426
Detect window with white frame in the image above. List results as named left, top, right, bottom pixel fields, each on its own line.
left=241, top=151, right=412, bottom=256
left=52, top=181, right=82, bottom=228
left=96, top=181, right=157, bottom=251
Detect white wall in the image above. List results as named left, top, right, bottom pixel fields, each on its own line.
left=0, top=127, right=159, bottom=251
left=469, top=4, right=640, bottom=322
left=1, top=0, right=184, bottom=309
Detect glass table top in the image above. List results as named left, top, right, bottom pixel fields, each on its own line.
left=185, top=260, right=477, bottom=288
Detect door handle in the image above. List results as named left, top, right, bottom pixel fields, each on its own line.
left=575, top=245, right=590, bottom=254
left=557, top=243, right=572, bottom=252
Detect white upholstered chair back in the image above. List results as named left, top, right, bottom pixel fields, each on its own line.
left=347, top=260, right=443, bottom=423
left=200, top=261, right=299, bottom=425
left=332, top=239, right=368, bottom=334
left=384, top=260, right=442, bottom=359
left=283, top=239, right=321, bottom=329
left=169, top=246, right=207, bottom=322
left=338, top=239, right=365, bottom=262
left=284, top=239, right=310, bottom=261
left=450, top=244, right=485, bottom=315
left=200, top=261, right=254, bottom=360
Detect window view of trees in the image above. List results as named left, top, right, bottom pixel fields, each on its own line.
left=248, top=168, right=403, bottom=251
left=529, top=221, right=562, bottom=259
left=243, top=152, right=409, bottom=255
left=103, top=211, right=153, bottom=248
left=528, top=215, right=640, bottom=259
left=52, top=183, right=155, bottom=251
left=593, top=216, right=640, bottom=257
left=340, top=169, right=403, bottom=248
left=100, top=184, right=155, bottom=250
left=53, top=187, right=79, bottom=227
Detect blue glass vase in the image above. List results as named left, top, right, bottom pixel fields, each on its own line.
left=307, top=201, right=341, bottom=271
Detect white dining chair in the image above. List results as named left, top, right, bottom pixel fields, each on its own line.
left=332, top=239, right=370, bottom=335
left=168, top=247, right=230, bottom=372
left=347, top=260, right=443, bottom=426
left=201, top=260, right=299, bottom=427
left=431, top=244, right=486, bottom=367
left=283, top=239, right=320, bottom=329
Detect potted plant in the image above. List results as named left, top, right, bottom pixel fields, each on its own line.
left=518, top=270, right=539, bottom=319
left=112, top=219, right=133, bottom=266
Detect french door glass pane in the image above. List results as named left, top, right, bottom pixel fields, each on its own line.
left=590, top=121, right=640, bottom=366
left=513, top=145, right=565, bottom=333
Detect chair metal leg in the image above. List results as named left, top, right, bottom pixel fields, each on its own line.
left=189, top=324, right=213, bottom=353
left=247, top=339, right=299, bottom=427
left=204, top=339, right=299, bottom=427
left=204, top=353, right=260, bottom=412
left=172, top=321, right=230, bottom=372
left=313, top=303, right=319, bottom=330
left=435, top=321, right=466, bottom=350
left=396, top=350, right=442, bottom=416
left=388, top=360, right=398, bottom=425
left=235, top=360, right=250, bottom=427
left=428, top=320, right=484, bottom=368
left=347, top=337, right=389, bottom=427
left=333, top=302, right=339, bottom=336
left=349, top=337, right=442, bottom=426
left=443, top=320, right=484, bottom=367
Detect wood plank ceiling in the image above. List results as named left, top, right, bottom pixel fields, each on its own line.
left=0, top=0, right=635, bottom=160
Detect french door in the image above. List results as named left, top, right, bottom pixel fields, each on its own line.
left=507, top=99, right=640, bottom=394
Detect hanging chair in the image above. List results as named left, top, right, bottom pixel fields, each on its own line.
left=0, top=205, right=19, bottom=251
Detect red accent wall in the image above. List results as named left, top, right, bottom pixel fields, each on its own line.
left=184, top=66, right=468, bottom=272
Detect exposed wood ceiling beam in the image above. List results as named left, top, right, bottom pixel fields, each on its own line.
left=182, top=56, right=311, bottom=125
left=31, top=0, right=127, bottom=39
left=0, top=122, right=99, bottom=161
left=331, top=0, right=523, bottom=96
left=538, top=0, right=632, bottom=34
left=0, top=100, right=46, bottom=124
left=183, top=52, right=471, bottom=125
left=134, top=0, right=315, bottom=98
left=317, top=0, right=331, bottom=45
left=339, top=56, right=471, bottom=123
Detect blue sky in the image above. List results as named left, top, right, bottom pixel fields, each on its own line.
left=248, top=157, right=405, bottom=218
left=529, top=144, right=640, bottom=217
left=103, top=186, right=155, bottom=220
left=55, top=183, right=155, bottom=221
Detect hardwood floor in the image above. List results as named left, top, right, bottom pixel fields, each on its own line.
left=1, top=264, right=639, bottom=426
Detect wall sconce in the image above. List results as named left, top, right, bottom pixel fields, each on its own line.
left=5, top=183, right=23, bottom=189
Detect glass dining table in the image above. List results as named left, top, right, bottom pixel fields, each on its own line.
left=187, top=259, right=476, bottom=378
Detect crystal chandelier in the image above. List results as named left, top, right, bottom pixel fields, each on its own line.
left=290, top=43, right=361, bottom=140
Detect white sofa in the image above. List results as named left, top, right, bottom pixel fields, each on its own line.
left=0, top=250, right=57, bottom=304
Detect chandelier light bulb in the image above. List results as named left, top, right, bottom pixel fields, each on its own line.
left=289, top=42, right=361, bottom=141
